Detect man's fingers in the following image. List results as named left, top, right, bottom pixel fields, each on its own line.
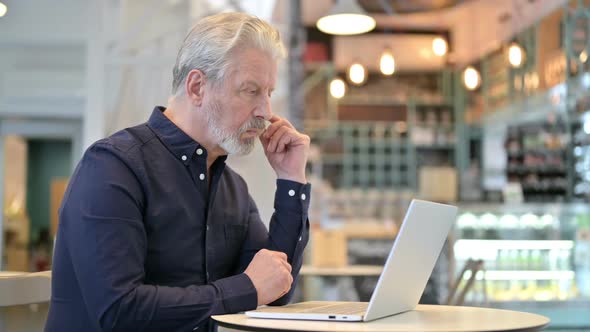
left=270, top=250, right=288, bottom=261
left=276, top=132, right=294, bottom=153
left=264, top=120, right=288, bottom=139
left=267, top=126, right=289, bottom=152
left=264, top=116, right=295, bottom=139
left=259, top=132, right=270, bottom=149
left=279, top=259, right=292, bottom=273
left=268, top=250, right=291, bottom=273
left=268, top=115, right=295, bottom=128
left=268, top=114, right=281, bottom=123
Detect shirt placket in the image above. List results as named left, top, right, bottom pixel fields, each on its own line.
left=204, top=158, right=226, bottom=283
left=190, top=148, right=211, bottom=281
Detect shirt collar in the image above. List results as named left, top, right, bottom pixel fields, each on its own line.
left=147, top=106, right=227, bottom=166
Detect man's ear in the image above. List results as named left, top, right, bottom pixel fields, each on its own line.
left=185, top=69, right=206, bottom=106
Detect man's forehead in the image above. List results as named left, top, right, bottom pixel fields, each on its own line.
left=232, top=64, right=277, bottom=88
left=239, top=78, right=276, bottom=89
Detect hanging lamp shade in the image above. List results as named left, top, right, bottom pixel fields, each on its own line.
left=0, top=2, right=7, bottom=17
left=316, top=0, right=376, bottom=35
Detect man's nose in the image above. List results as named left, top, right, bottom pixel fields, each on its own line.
left=254, top=95, right=272, bottom=121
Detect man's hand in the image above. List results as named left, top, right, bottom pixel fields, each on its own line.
left=260, top=115, right=310, bottom=184
left=244, top=249, right=293, bottom=306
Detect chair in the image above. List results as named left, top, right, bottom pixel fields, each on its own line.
left=445, top=259, right=486, bottom=306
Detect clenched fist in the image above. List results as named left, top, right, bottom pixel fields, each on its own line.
left=244, top=249, right=293, bottom=305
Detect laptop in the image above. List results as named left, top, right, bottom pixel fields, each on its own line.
left=245, top=199, right=457, bottom=322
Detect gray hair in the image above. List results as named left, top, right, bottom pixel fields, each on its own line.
left=171, top=12, right=286, bottom=95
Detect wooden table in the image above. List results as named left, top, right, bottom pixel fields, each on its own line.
left=300, top=265, right=383, bottom=277
left=0, top=271, right=52, bottom=332
left=212, top=304, right=549, bottom=332
left=0, top=271, right=51, bottom=306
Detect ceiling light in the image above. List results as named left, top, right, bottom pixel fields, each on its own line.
left=432, top=37, right=448, bottom=57
left=348, top=62, right=367, bottom=85
left=329, top=78, right=347, bottom=99
left=379, top=49, right=395, bottom=76
left=463, top=66, right=481, bottom=91
left=580, top=50, right=588, bottom=63
left=0, top=2, right=7, bottom=17
left=508, top=42, right=525, bottom=68
left=316, top=0, right=376, bottom=35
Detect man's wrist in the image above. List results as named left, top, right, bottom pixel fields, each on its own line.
left=277, top=174, right=306, bottom=184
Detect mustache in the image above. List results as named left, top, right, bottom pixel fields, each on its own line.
left=239, top=117, right=266, bottom=132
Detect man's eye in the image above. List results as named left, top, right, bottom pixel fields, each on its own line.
left=248, top=90, right=258, bottom=95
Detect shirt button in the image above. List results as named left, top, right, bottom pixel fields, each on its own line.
left=199, top=173, right=205, bottom=180
left=288, top=189, right=295, bottom=197
left=301, top=193, right=306, bottom=200
left=196, top=148, right=203, bottom=155
left=299, top=236, right=302, bottom=241
left=181, top=155, right=187, bottom=161
left=206, top=225, right=210, bottom=231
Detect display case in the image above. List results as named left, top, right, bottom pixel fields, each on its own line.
left=504, top=120, right=569, bottom=202
left=569, top=76, right=590, bottom=200
left=455, top=203, right=590, bottom=330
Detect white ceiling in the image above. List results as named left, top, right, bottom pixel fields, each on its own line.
left=0, top=0, right=88, bottom=45
left=302, top=0, right=568, bottom=69
left=0, top=0, right=568, bottom=71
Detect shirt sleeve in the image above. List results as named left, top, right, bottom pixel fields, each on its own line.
left=59, top=143, right=257, bottom=332
left=237, top=179, right=311, bottom=306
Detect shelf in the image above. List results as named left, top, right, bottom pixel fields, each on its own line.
left=415, top=144, right=455, bottom=150
left=454, top=240, right=574, bottom=251
left=507, top=148, right=566, bottom=157
left=521, top=186, right=567, bottom=193
left=507, top=165, right=567, bottom=175
left=340, top=223, right=398, bottom=239
left=414, top=123, right=454, bottom=129
left=465, top=270, right=575, bottom=281
left=486, top=299, right=590, bottom=307
left=303, top=62, right=332, bottom=72
left=338, top=95, right=451, bottom=107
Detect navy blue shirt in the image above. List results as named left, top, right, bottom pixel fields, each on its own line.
left=45, top=107, right=310, bottom=332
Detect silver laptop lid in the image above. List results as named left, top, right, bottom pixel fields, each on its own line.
left=364, top=199, right=457, bottom=321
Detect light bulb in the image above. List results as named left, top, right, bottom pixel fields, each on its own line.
left=432, top=37, right=448, bottom=57
left=329, top=78, right=346, bottom=99
left=0, top=2, right=7, bottom=17
left=379, top=50, right=395, bottom=76
left=348, top=63, right=367, bottom=85
left=508, top=42, right=524, bottom=68
left=580, top=50, right=588, bottom=63
left=463, top=66, right=481, bottom=90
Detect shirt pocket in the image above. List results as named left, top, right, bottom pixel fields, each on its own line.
left=208, top=215, right=246, bottom=277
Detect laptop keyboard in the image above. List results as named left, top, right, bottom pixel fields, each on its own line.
left=251, top=301, right=370, bottom=316
left=302, top=302, right=368, bottom=315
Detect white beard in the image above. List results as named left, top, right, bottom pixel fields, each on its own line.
left=206, top=99, right=265, bottom=155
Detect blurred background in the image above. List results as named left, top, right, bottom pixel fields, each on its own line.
left=0, top=0, right=590, bottom=331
